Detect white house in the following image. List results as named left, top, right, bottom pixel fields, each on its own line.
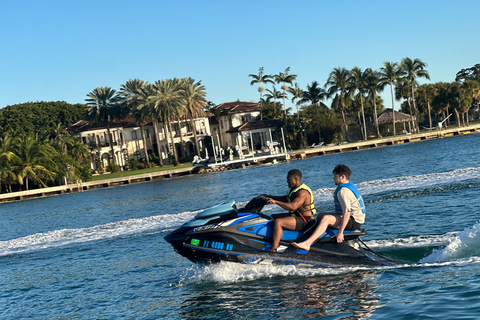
left=209, top=101, right=285, bottom=156
left=68, top=114, right=211, bottom=172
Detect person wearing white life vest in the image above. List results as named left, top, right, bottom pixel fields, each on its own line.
left=263, top=169, right=317, bottom=253
left=293, top=164, right=365, bottom=251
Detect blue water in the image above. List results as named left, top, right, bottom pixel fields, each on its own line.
left=1, top=133, right=479, bottom=319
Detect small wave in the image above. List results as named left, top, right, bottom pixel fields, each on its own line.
left=357, top=167, right=480, bottom=196
left=364, top=232, right=458, bottom=249
left=420, top=222, right=480, bottom=263
left=175, top=261, right=373, bottom=285
left=0, top=210, right=199, bottom=257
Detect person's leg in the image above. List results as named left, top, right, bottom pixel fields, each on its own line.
left=292, top=214, right=340, bottom=251
left=271, top=216, right=296, bottom=252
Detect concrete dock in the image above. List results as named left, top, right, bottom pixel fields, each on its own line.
left=1, top=123, right=478, bottom=204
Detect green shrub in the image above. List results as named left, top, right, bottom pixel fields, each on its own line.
left=106, top=164, right=121, bottom=173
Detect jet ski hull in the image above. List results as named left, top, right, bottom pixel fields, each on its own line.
left=164, top=199, right=395, bottom=268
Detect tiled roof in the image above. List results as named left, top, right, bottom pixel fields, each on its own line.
left=215, top=101, right=261, bottom=114
left=67, top=114, right=151, bottom=133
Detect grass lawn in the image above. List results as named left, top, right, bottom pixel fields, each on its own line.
left=91, top=163, right=193, bottom=181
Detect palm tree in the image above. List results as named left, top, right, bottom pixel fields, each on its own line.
left=275, top=67, right=297, bottom=116
left=70, top=140, right=90, bottom=164
left=137, top=83, right=165, bottom=166
left=151, top=79, right=185, bottom=165
left=265, top=87, right=283, bottom=118
left=300, top=81, right=326, bottom=141
left=401, top=57, right=430, bottom=132
left=0, top=132, right=20, bottom=193
left=395, top=78, right=416, bottom=130
left=288, top=82, right=304, bottom=119
left=119, top=78, right=151, bottom=166
left=417, top=83, right=435, bottom=129
left=349, top=67, right=369, bottom=140
left=180, top=77, right=207, bottom=157
left=86, top=86, right=121, bottom=165
left=249, top=67, right=274, bottom=120
left=432, top=82, right=454, bottom=126
left=366, top=69, right=384, bottom=137
left=326, top=67, right=351, bottom=142
left=459, top=80, right=480, bottom=126
left=379, top=62, right=404, bottom=136
left=14, top=134, right=56, bottom=190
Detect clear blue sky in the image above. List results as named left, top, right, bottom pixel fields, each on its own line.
left=1, top=0, right=478, bottom=112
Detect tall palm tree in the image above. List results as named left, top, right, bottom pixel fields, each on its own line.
left=14, top=134, right=56, bottom=190
left=366, top=69, right=384, bottom=137
left=140, top=83, right=164, bottom=166
left=249, top=67, right=274, bottom=120
left=379, top=62, right=404, bottom=136
left=288, top=82, right=304, bottom=119
left=326, top=67, right=351, bottom=142
left=401, top=57, right=430, bottom=132
left=86, top=86, right=121, bottom=165
left=275, top=67, right=297, bottom=116
left=300, top=81, right=326, bottom=141
left=349, top=67, right=369, bottom=140
left=265, top=87, right=283, bottom=118
left=395, top=78, right=416, bottom=130
left=119, top=78, right=151, bottom=166
left=180, top=77, right=207, bottom=157
left=417, top=83, right=435, bottom=129
left=151, top=79, right=185, bottom=165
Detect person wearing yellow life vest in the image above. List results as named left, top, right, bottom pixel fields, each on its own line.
left=293, top=164, right=365, bottom=251
left=263, top=169, right=317, bottom=253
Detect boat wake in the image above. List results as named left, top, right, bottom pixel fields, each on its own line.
left=0, top=210, right=199, bottom=257
left=419, top=222, right=480, bottom=263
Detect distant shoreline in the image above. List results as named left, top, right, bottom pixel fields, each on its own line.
left=1, top=124, right=479, bottom=205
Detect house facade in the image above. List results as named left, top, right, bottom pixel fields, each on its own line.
left=68, top=114, right=211, bottom=172
left=209, top=101, right=285, bottom=157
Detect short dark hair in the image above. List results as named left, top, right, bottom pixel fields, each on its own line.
left=333, top=164, right=351, bottom=179
left=287, top=169, right=302, bottom=180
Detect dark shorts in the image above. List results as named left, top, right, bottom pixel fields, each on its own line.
left=345, top=216, right=362, bottom=230
left=294, top=215, right=315, bottom=231
left=271, top=213, right=315, bottom=231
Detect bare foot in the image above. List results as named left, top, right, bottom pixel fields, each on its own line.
left=270, top=248, right=277, bottom=253
left=292, top=241, right=311, bottom=251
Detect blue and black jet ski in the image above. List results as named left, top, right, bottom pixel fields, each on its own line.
left=164, top=196, right=395, bottom=268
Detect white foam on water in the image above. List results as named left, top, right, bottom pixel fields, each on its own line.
left=175, top=261, right=370, bottom=286
left=356, top=166, right=480, bottom=196
left=420, top=222, right=480, bottom=263
left=0, top=210, right=199, bottom=256
left=364, top=232, right=458, bottom=249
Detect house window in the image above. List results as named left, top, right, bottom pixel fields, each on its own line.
left=133, top=151, right=142, bottom=161
left=144, top=129, right=150, bottom=138
left=132, top=131, right=138, bottom=140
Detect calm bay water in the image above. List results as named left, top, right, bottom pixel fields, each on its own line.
left=1, top=133, right=479, bottom=319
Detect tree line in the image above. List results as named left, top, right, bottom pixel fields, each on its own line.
left=249, top=60, right=480, bottom=146
left=0, top=78, right=208, bottom=192
left=1, top=62, right=478, bottom=192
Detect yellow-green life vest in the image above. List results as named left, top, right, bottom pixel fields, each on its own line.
left=286, top=184, right=317, bottom=217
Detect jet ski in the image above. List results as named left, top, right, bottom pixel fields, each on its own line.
left=164, top=196, right=396, bottom=268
